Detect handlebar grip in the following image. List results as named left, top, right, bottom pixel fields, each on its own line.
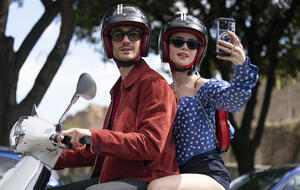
left=79, top=136, right=92, bottom=145
left=61, top=135, right=92, bottom=146
left=61, top=135, right=72, bottom=147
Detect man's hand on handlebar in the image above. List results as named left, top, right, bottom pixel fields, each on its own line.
left=56, top=128, right=92, bottom=149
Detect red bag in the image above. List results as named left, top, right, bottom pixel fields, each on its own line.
left=215, top=110, right=230, bottom=152
left=197, top=97, right=231, bottom=152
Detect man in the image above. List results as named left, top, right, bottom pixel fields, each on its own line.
left=51, top=4, right=179, bottom=190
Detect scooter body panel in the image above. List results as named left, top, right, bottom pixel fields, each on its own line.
left=0, top=156, right=45, bottom=190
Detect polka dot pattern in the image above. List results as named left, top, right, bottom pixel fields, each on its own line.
left=173, top=59, right=258, bottom=166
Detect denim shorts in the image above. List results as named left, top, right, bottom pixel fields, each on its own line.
left=179, top=149, right=231, bottom=190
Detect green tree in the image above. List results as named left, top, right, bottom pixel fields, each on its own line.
left=1, top=0, right=300, bottom=176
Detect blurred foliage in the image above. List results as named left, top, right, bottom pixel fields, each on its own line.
left=72, top=0, right=300, bottom=81
left=64, top=125, right=82, bottom=130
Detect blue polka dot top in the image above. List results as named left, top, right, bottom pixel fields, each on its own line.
left=173, top=59, right=259, bottom=166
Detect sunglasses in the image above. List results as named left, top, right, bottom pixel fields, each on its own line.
left=169, top=38, right=201, bottom=50
left=110, top=30, right=142, bottom=42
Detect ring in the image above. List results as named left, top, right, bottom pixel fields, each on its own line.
left=231, top=43, right=236, bottom=54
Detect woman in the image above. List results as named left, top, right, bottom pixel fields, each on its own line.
left=147, top=13, right=258, bottom=190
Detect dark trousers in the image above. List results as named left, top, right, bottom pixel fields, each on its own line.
left=47, top=177, right=148, bottom=190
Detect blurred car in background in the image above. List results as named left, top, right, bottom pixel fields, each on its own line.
left=230, top=164, right=300, bottom=190
left=0, top=146, right=62, bottom=188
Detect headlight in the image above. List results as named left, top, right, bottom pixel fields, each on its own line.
left=9, top=116, right=28, bottom=150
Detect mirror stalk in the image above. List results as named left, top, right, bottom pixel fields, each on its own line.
left=58, top=95, right=79, bottom=125
left=55, top=73, right=97, bottom=132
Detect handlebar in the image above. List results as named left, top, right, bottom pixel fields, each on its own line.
left=61, top=135, right=92, bottom=147
left=50, top=134, right=92, bottom=148
left=79, top=136, right=92, bottom=145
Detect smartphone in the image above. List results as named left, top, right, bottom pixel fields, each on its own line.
left=216, top=17, right=235, bottom=56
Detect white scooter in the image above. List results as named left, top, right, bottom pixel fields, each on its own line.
left=0, top=73, right=97, bottom=190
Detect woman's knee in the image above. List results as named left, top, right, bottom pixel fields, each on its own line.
left=147, top=179, right=161, bottom=190
left=147, top=175, right=179, bottom=190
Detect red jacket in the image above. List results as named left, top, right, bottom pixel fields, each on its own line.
left=55, top=60, right=179, bottom=183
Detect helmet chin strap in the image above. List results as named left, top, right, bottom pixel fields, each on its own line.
left=168, top=58, right=195, bottom=76
left=113, top=53, right=142, bottom=67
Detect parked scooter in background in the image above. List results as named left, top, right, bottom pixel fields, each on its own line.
left=0, top=73, right=97, bottom=190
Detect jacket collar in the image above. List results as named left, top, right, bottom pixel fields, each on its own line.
left=110, top=59, right=149, bottom=95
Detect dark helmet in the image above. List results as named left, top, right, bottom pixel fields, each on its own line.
left=100, top=4, right=151, bottom=59
left=159, top=13, right=208, bottom=70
